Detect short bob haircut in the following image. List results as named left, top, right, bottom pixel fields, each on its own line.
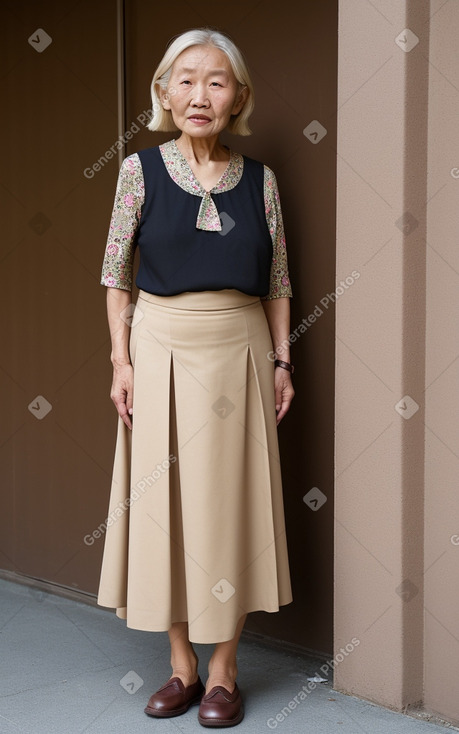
left=147, top=28, right=254, bottom=136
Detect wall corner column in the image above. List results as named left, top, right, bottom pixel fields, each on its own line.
left=334, top=0, right=430, bottom=711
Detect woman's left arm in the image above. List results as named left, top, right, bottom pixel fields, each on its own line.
left=261, top=297, right=295, bottom=425
left=262, top=166, right=294, bottom=424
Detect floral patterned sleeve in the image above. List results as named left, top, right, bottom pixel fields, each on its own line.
left=100, top=153, right=144, bottom=290
left=261, top=166, right=293, bottom=300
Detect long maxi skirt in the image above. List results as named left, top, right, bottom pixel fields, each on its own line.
left=97, top=288, right=293, bottom=644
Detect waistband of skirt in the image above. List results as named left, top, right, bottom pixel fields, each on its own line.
left=137, top=289, right=261, bottom=311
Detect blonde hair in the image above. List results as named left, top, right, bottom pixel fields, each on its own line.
left=147, top=28, right=254, bottom=136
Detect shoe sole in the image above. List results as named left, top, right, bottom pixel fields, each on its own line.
left=197, top=705, right=244, bottom=727
left=144, top=693, right=203, bottom=718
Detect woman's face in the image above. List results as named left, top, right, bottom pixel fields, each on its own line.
left=161, top=45, right=247, bottom=138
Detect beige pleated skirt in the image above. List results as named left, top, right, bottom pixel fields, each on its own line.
left=97, top=288, right=292, bottom=643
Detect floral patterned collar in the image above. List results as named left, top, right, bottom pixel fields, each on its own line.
left=158, top=138, right=244, bottom=231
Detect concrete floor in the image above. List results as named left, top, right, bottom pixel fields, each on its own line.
left=0, top=578, right=457, bottom=734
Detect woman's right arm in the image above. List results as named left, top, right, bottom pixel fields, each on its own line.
left=101, top=154, right=144, bottom=431
left=107, top=287, right=134, bottom=430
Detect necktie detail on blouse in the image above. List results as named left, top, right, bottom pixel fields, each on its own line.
left=196, top=191, right=222, bottom=231
left=158, top=140, right=244, bottom=233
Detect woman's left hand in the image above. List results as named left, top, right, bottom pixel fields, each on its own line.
left=274, top=368, right=295, bottom=425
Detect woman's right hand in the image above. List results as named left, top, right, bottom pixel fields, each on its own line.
left=110, top=362, right=134, bottom=430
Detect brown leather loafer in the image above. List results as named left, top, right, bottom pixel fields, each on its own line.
left=144, top=676, right=205, bottom=717
left=198, top=683, right=244, bottom=727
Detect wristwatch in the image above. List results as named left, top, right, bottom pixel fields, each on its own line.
left=274, top=359, right=295, bottom=375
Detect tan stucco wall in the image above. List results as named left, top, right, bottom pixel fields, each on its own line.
left=424, top=0, right=459, bottom=723
left=335, top=0, right=458, bottom=724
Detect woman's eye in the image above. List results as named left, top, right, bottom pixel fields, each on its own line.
left=181, top=80, right=191, bottom=85
left=210, top=82, right=222, bottom=87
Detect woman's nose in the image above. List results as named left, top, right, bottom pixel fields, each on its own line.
left=191, top=83, right=209, bottom=107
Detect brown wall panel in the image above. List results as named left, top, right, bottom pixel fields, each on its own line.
left=1, top=0, right=120, bottom=592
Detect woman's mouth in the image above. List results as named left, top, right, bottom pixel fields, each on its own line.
left=188, top=115, right=211, bottom=124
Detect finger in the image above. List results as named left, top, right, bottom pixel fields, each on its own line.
left=276, top=397, right=291, bottom=425
left=276, top=402, right=287, bottom=425
left=275, top=384, right=283, bottom=414
left=113, top=394, right=133, bottom=431
left=275, top=385, right=294, bottom=425
left=126, top=387, right=134, bottom=417
left=119, top=404, right=133, bottom=430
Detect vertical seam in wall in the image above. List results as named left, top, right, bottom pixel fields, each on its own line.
left=401, top=0, right=430, bottom=707
left=116, top=0, right=126, bottom=168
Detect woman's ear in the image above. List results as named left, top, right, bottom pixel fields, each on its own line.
left=232, top=85, right=249, bottom=116
left=157, top=83, right=171, bottom=110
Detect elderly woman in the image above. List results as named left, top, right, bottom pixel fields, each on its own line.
left=97, top=28, right=294, bottom=728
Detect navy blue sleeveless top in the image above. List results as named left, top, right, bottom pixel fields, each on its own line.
left=134, top=147, right=273, bottom=297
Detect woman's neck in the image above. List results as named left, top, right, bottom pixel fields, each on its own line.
left=174, top=134, right=229, bottom=165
